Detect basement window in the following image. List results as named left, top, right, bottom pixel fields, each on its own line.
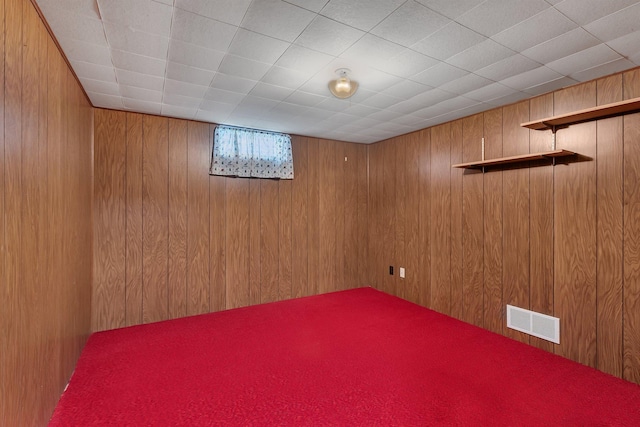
left=210, top=125, right=294, bottom=179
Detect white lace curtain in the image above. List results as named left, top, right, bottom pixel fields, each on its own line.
left=210, top=125, right=294, bottom=179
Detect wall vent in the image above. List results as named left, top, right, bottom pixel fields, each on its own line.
left=506, top=305, right=560, bottom=344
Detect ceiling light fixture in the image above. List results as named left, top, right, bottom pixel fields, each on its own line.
left=328, top=68, right=358, bottom=99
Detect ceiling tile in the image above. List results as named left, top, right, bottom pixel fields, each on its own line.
left=116, top=68, right=165, bottom=91
left=464, top=82, right=516, bottom=103
left=79, top=78, right=120, bottom=96
left=203, top=87, right=245, bottom=104
left=374, top=49, right=439, bottom=78
left=570, top=58, right=636, bottom=82
left=120, top=85, right=163, bottom=103
left=584, top=2, right=640, bottom=42
left=111, top=49, right=167, bottom=76
left=218, top=55, right=272, bottom=81
left=457, top=0, right=550, bottom=37
left=341, top=34, right=405, bottom=68
left=405, top=88, right=451, bottom=107
left=314, top=97, right=352, bottom=112
left=166, top=62, right=216, bottom=86
left=320, top=0, right=406, bottom=31
left=439, top=73, right=493, bottom=95
left=554, top=0, right=640, bottom=26
left=228, top=29, right=290, bottom=63
left=341, top=104, right=381, bottom=117
left=283, top=91, right=327, bottom=107
left=521, top=28, right=600, bottom=64
left=161, top=104, right=198, bottom=119
left=447, top=39, right=514, bottom=72
left=36, top=0, right=101, bottom=20
left=276, top=45, right=335, bottom=74
left=161, top=92, right=203, bottom=108
left=104, top=22, right=169, bottom=59
left=500, top=66, right=563, bottom=90
left=58, top=38, right=112, bottom=66
left=491, top=8, right=577, bottom=52
left=382, top=79, right=432, bottom=100
left=523, top=76, right=579, bottom=95
left=168, top=39, right=226, bottom=71
left=97, top=0, right=172, bottom=36
left=608, top=30, right=640, bottom=58
left=172, top=8, right=237, bottom=51
left=40, top=12, right=106, bottom=45
left=71, top=61, right=117, bottom=83
left=174, top=0, right=252, bottom=25
left=285, top=0, right=330, bottom=12
left=249, top=83, right=295, bottom=101
left=122, top=98, right=162, bottom=115
left=87, top=92, right=124, bottom=109
left=210, top=73, right=258, bottom=94
left=164, top=79, right=209, bottom=98
left=411, top=22, right=486, bottom=61
left=411, top=62, right=469, bottom=87
left=199, top=99, right=238, bottom=114
left=240, top=0, right=316, bottom=42
left=370, top=1, right=450, bottom=46
left=195, top=107, right=233, bottom=123
left=546, top=44, right=622, bottom=75
left=353, top=68, right=403, bottom=93
left=475, top=55, right=541, bottom=81
left=359, top=93, right=403, bottom=109
left=294, top=16, right=365, bottom=56
left=414, top=0, right=484, bottom=20
left=261, top=67, right=310, bottom=89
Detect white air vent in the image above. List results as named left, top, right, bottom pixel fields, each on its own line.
left=506, top=305, right=560, bottom=344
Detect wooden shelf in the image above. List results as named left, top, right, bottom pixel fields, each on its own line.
left=521, top=96, right=640, bottom=130
left=452, top=149, right=576, bottom=169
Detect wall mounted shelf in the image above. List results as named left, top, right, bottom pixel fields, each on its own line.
left=521, top=96, right=640, bottom=130
left=452, top=149, right=576, bottom=170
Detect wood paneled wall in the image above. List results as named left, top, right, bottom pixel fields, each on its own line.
left=92, top=109, right=369, bottom=331
left=0, top=0, right=94, bottom=425
left=368, top=67, right=640, bottom=384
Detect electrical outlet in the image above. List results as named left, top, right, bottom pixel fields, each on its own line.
left=389, top=266, right=394, bottom=275
left=399, top=267, right=405, bottom=279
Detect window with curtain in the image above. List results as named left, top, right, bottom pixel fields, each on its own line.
left=210, top=125, right=294, bottom=179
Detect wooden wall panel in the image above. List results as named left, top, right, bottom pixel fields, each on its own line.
left=483, top=109, right=503, bottom=334
left=142, top=115, right=169, bottom=324
left=291, top=138, right=308, bottom=297
left=503, top=101, right=530, bottom=344
left=356, top=144, right=368, bottom=287
left=528, top=93, right=554, bottom=353
left=462, top=114, right=484, bottom=327
left=319, top=139, right=337, bottom=294
left=2, top=0, right=93, bottom=424
left=344, top=142, right=358, bottom=291
left=279, top=178, right=292, bottom=300
left=596, top=74, right=623, bottom=377
left=553, top=82, right=597, bottom=368
left=93, top=109, right=126, bottom=331
left=168, top=119, right=188, bottom=319
left=260, top=180, right=279, bottom=303
left=450, top=120, right=464, bottom=321
left=405, top=132, right=422, bottom=305
left=395, top=136, right=407, bottom=299
left=382, top=139, right=396, bottom=296
left=125, top=113, right=143, bottom=326
left=431, top=124, right=451, bottom=315
left=368, top=142, right=383, bottom=290
left=623, top=68, right=640, bottom=383
left=307, top=138, right=320, bottom=296
left=226, top=178, right=250, bottom=309
left=418, top=130, right=431, bottom=308
left=249, top=178, right=261, bottom=304
left=334, top=144, right=345, bottom=291
left=188, top=122, right=211, bottom=315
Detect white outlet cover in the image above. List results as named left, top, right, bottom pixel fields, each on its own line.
left=399, top=267, right=405, bottom=278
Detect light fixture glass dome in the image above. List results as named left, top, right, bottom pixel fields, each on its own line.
left=328, top=68, right=358, bottom=99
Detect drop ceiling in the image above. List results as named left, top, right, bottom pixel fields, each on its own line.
left=36, top=0, right=640, bottom=143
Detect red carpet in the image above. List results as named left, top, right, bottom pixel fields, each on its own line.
left=50, top=288, right=640, bottom=426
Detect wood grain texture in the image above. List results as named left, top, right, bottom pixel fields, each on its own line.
left=483, top=109, right=503, bottom=334
left=382, top=139, right=397, bottom=296
left=553, top=82, right=597, bottom=368
left=226, top=178, right=250, bottom=309
left=502, top=101, right=531, bottom=344
left=356, top=144, right=369, bottom=287
left=596, top=74, right=624, bottom=377
left=405, top=132, right=422, bottom=305
left=307, top=138, right=320, bottom=296
left=168, top=119, right=188, bottom=319
left=291, top=137, right=308, bottom=298
left=368, top=142, right=383, bottom=290
left=430, top=124, right=451, bottom=315
left=623, top=68, right=640, bottom=383
left=395, top=136, right=407, bottom=299
left=142, top=115, right=169, bottom=324
left=418, top=130, right=431, bottom=308
left=125, top=113, right=143, bottom=326
left=249, top=177, right=261, bottom=304
left=344, top=142, right=358, bottom=292
left=528, top=94, right=555, bottom=353
left=93, top=109, right=126, bottom=331
left=319, top=140, right=337, bottom=294
left=450, top=120, right=464, bottom=321
left=2, top=1, right=93, bottom=423
left=334, top=143, right=345, bottom=292
left=187, top=121, right=210, bottom=315
left=260, top=179, right=279, bottom=303
left=209, top=128, right=226, bottom=313
left=462, top=114, right=484, bottom=327
left=279, top=178, right=293, bottom=300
